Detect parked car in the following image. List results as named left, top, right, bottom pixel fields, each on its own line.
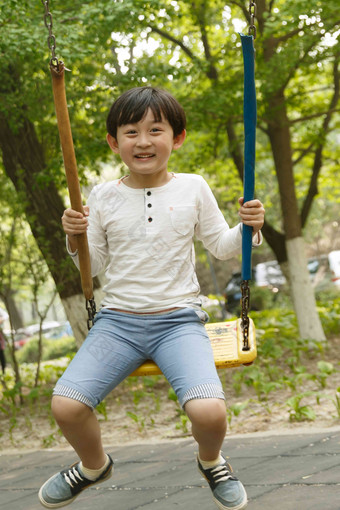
left=13, top=321, right=72, bottom=350
left=13, top=328, right=34, bottom=350
left=254, top=260, right=286, bottom=289
left=224, top=251, right=340, bottom=313
left=223, top=269, right=257, bottom=314
left=328, top=250, right=340, bottom=287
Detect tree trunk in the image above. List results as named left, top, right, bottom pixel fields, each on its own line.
left=286, top=237, right=326, bottom=341
left=0, top=290, right=23, bottom=330
left=0, top=113, right=100, bottom=345
left=61, top=287, right=104, bottom=347
left=266, top=91, right=326, bottom=341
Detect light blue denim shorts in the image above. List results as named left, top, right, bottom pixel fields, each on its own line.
left=53, top=307, right=224, bottom=409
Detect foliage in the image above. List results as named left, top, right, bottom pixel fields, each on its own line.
left=0, top=0, right=339, bottom=342
left=286, top=393, right=317, bottom=422
left=0, top=0, right=339, bottom=243
left=168, top=387, right=189, bottom=433
left=15, top=336, right=77, bottom=364
left=222, top=296, right=340, bottom=426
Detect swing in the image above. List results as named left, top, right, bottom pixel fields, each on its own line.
left=41, top=1, right=258, bottom=374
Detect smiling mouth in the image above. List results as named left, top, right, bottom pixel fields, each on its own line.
left=135, top=154, right=155, bottom=159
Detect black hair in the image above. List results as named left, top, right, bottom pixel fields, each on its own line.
left=106, top=87, right=186, bottom=139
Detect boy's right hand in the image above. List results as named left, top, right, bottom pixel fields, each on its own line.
left=62, top=206, right=89, bottom=237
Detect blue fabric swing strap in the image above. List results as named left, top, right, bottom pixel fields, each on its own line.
left=239, top=33, right=257, bottom=350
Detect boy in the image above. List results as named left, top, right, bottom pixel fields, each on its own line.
left=39, top=87, right=264, bottom=510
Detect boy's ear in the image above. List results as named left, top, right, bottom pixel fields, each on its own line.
left=173, top=129, right=186, bottom=151
left=106, top=133, right=119, bottom=153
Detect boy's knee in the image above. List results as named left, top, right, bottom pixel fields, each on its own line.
left=185, top=398, right=227, bottom=430
left=51, top=395, right=91, bottom=424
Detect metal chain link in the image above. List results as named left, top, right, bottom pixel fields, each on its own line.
left=86, top=298, right=97, bottom=330
left=240, top=280, right=250, bottom=351
left=41, top=0, right=59, bottom=68
left=248, top=1, right=257, bottom=39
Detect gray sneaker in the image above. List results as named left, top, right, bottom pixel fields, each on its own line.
left=197, top=456, right=247, bottom=510
left=39, top=454, right=113, bottom=508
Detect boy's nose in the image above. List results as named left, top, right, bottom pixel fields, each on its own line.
left=136, top=134, right=152, bottom=147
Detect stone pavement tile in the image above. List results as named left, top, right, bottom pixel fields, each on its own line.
left=247, top=484, right=340, bottom=510
left=300, top=464, right=340, bottom=485
left=240, top=453, right=340, bottom=485
left=296, top=433, right=340, bottom=456
left=245, top=482, right=281, bottom=500
left=147, top=485, right=213, bottom=509
left=0, top=489, right=37, bottom=508
left=0, top=486, right=212, bottom=510
left=68, top=485, right=188, bottom=510
left=109, top=439, right=196, bottom=463
left=84, top=484, right=214, bottom=509
left=113, top=459, right=200, bottom=488
left=1, top=431, right=339, bottom=510
left=0, top=452, right=78, bottom=490
left=223, top=431, right=339, bottom=458
left=0, top=450, right=66, bottom=472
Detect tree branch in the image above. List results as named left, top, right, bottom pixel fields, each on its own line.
left=109, top=45, right=122, bottom=77
left=292, top=142, right=314, bottom=166
left=228, top=1, right=249, bottom=22
left=300, top=55, right=340, bottom=228
left=290, top=109, right=340, bottom=125
left=226, top=119, right=244, bottom=180
left=191, top=0, right=218, bottom=80
left=261, top=220, right=287, bottom=264
left=149, top=25, right=196, bottom=61
left=274, top=28, right=301, bottom=45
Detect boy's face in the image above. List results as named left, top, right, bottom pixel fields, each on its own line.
left=107, top=109, right=185, bottom=183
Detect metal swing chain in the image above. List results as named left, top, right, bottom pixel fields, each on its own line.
left=41, top=0, right=60, bottom=68
left=241, top=281, right=250, bottom=351
left=248, top=1, right=257, bottom=39
left=86, top=298, right=97, bottom=330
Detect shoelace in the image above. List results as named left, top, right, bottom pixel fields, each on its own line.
left=211, top=464, right=235, bottom=483
left=63, top=467, right=84, bottom=488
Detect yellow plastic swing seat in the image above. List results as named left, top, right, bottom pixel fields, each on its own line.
left=130, top=318, right=257, bottom=376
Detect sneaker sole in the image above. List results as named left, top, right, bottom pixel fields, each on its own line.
left=213, top=493, right=247, bottom=510
left=38, top=467, right=113, bottom=508
left=198, top=467, right=248, bottom=510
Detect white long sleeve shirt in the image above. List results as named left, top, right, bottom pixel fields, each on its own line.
left=68, top=173, right=261, bottom=311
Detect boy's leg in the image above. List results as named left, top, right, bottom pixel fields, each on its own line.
left=39, top=396, right=113, bottom=508
left=185, top=398, right=247, bottom=510
left=51, top=396, right=106, bottom=469
left=150, top=308, right=247, bottom=510
left=39, top=309, right=147, bottom=508
left=184, top=397, right=227, bottom=461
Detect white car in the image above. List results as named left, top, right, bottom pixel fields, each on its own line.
left=328, top=250, right=340, bottom=287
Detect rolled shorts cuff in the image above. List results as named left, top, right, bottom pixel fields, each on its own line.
left=53, top=384, right=94, bottom=410
left=181, top=383, right=225, bottom=407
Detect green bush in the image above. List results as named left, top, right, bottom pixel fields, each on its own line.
left=15, top=336, right=77, bottom=364
left=43, top=336, right=77, bottom=361
left=317, top=295, right=340, bottom=337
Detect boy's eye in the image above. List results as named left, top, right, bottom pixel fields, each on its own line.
left=150, top=127, right=162, bottom=133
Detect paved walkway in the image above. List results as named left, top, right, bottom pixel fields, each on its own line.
left=1, top=428, right=339, bottom=510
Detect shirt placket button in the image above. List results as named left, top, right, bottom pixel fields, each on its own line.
left=146, top=191, right=152, bottom=222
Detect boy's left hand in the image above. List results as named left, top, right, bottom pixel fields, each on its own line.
left=238, top=198, right=265, bottom=234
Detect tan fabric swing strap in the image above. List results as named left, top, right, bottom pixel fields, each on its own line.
left=50, top=62, right=93, bottom=301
